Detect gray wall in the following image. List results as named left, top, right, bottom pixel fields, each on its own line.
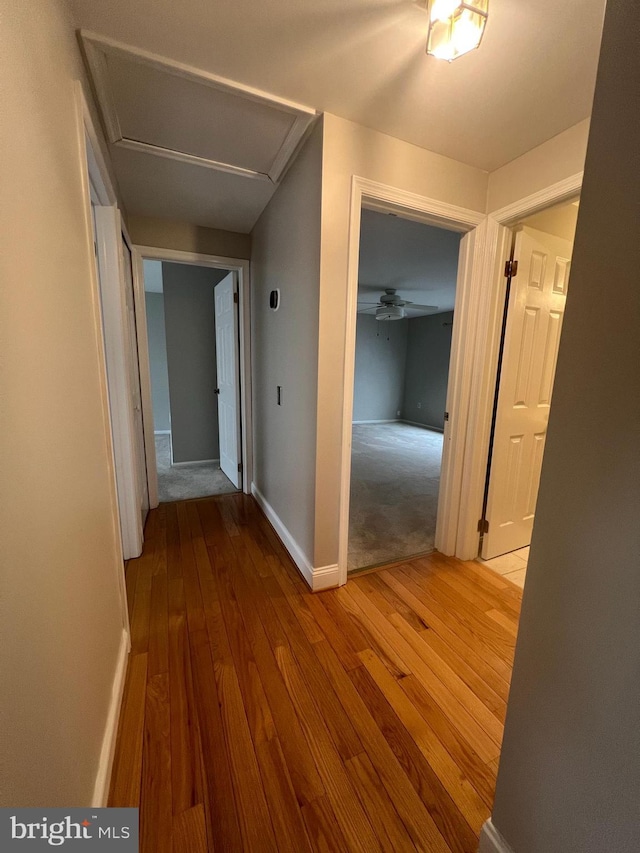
left=162, top=263, right=229, bottom=463
left=353, top=315, right=408, bottom=421
left=251, top=120, right=323, bottom=565
left=488, top=3, right=640, bottom=851
left=144, top=292, right=171, bottom=432
left=402, top=311, right=454, bottom=430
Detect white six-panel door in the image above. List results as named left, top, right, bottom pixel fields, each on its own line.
left=214, top=272, right=242, bottom=488
left=482, top=226, right=572, bottom=559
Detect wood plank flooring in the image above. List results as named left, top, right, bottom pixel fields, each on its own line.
left=109, top=493, right=521, bottom=852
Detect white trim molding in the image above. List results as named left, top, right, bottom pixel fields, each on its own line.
left=170, top=458, right=220, bottom=468
left=402, top=420, right=444, bottom=432
left=352, top=419, right=400, bottom=425
left=75, top=83, right=131, bottom=637
left=490, top=172, right=583, bottom=224
left=79, top=31, right=318, bottom=184
left=337, top=175, right=486, bottom=586
left=252, top=483, right=340, bottom=591
left=478, top=819, right=515, bottom=853
left=454, top=172, right=583, bottom=560
left=92, top=629, right=129, bottom=807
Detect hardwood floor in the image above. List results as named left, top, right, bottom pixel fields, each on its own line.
left=110, top=493, right=521, bottom=852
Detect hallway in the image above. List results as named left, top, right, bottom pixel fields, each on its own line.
left=111, top=494, right=521, bottom=852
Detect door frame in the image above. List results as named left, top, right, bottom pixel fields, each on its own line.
left=338, top=176, right=485, bottom=584
left=454, top=171, right=583, bottom=560
left=75, top=81, right=134, bottom=636
left=132, top=246, right=253, bottom=507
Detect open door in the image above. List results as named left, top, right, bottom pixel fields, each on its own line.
left=482, top=226, right=572, bottom=559
left=214, top=272, right=242, bottom=488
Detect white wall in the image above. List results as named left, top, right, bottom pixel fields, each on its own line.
left=0, top=0, right=125, bottom=806
left=250, top=120, right=324, bottom=566
left=486, top=2, right=640, bottom=850
left=129, top=214, right=251, bottom=259
left=314, top=114, right=488, bottom=567
left=522, top=202, right=579, bottom=242
left=487, top=119, right=590, bottom=213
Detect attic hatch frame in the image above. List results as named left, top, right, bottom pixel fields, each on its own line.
left=79, top=30, right=318, bottom=185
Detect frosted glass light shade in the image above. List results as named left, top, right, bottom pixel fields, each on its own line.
left=427, top=0, right=489, bottom=61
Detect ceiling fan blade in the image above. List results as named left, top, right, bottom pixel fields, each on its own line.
left=406, top=304, right=439, bottom=311
left=357, top=301, right=383, bottom=305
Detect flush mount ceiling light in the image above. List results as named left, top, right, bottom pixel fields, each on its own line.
left=426, top=0, right=489, bottom=62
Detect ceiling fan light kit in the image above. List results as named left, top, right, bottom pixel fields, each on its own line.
left=359, top=288, right=438, bottom=320
left=426, top=0, right=489, bottom=62
left=376, top=305, right=405, bottom=321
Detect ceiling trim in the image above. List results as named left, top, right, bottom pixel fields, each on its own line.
left=358, top=177, right=485, bottom=232
left=79, top=30, right=318, bottom=183
left=115, top=137, right=272, bottom=182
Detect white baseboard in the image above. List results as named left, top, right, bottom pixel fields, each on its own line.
left=478, top=820, right=515, bottom=853
left=171, top=458, right=219, bottom=468
left=154, top=429, right=171, bottom=435
left=351, top=418, right=445, bottom=433
left=312, top=563, right=341, bottom=590
left=251, top=483, right=340, bottom=591
left=92, top=628, right=130, bottom=807
left=352, top=419, right=400, bottom=425
left=400, top=419, right=444, bottom=433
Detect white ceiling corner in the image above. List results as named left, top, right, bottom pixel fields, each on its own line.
left=80, top=30, right=318, bottom=232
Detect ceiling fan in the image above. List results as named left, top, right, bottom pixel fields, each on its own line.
left=357, top=288, right=438, bottom=321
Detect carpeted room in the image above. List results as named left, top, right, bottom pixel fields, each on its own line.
left=349, top=209, right=461, bottom=572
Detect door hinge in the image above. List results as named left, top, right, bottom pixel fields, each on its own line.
left=443, top=411, right=449, bottom=422
left=233, top=291, right=239, bottom=304
left=477, top=518, right=489, bottom=534
left=237, top=462, right=243, bottom=473
left=504, top=259, right=518, bottom=278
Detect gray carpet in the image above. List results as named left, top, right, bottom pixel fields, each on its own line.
left=155, top=435, right=238, bottom=503
left=348, top=423, right=443, bottom=572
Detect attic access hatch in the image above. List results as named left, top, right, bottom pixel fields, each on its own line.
left=80, top=31, right=317, bottom=184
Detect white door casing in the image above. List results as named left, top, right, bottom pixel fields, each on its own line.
left=92, top=206, right=144, bottom=559
left=482, top=226, right=572, bottom=559
left=214, top=272, right=242, bottom=488
left=120, top=238, right=149, bottom=526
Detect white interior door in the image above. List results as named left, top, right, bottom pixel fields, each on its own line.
left=121, top=237, right=149, bottom=526
left=482, top=225, right=572, bottom=559
left=214, top=272, right=242, bottom=488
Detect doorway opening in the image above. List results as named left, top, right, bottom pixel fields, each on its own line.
left=141, top=259, right=243, bottom=503
left=348, top=208, right=463, bottom=573
left=479, top=196, right=580, bottom=588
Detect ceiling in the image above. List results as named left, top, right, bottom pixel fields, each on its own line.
left=358, top=209, right=462, bottom=316
left=73, top=0, right=605, bottom=232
